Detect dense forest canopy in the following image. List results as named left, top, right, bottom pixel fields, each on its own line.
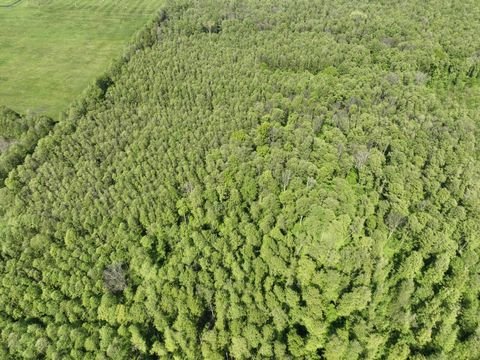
left=1, top=0, right=480, bottom=358
left=0, top=106, right=54, bottom=184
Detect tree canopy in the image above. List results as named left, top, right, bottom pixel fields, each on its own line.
left=1, top=0, right=480, bottom=358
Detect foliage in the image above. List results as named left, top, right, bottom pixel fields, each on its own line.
left=1, top=0, right=480, bottom=358
left=0, top=106, right=54, bottom=185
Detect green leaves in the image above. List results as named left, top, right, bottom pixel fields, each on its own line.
left=1, top=0, right=480, bottom=358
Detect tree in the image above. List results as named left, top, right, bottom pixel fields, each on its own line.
left=103, top=264, right=127, bottom=293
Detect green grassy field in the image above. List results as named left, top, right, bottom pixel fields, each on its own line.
left=0, top=0, right=162, bottom=117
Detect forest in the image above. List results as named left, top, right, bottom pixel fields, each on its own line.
left=1, top=0, right=480, bottom=358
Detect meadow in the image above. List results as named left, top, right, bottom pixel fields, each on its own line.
left=0, top=0, right=162, bottom=116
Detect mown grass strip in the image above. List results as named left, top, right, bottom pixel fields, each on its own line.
left=0, top=0, right=23, bottom=8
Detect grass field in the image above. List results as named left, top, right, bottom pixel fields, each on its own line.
left=0, top=0, right=162, bottom=116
